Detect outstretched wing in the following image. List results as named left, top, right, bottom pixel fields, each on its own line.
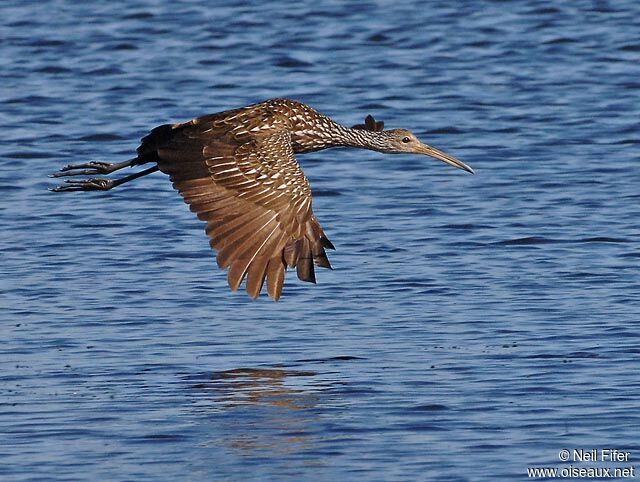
left=152, top=121, right=333, bottom=300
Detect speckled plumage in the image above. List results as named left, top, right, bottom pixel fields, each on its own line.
left=52, top=98, right=473, bottom=300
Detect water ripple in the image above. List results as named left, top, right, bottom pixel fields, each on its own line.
left=2, top=0, right=639, bottom=481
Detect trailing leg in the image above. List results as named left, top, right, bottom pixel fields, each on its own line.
left=50, top=166, right=160, bottom=192
left=51, top=158, right=138, bottom=178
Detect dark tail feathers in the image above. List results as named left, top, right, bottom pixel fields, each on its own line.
left=133, top=124, right=173, bottom=165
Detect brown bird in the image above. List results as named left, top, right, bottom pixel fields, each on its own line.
left=51, top=98, right=473, bottom=300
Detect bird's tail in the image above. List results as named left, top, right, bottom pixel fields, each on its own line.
left=133, top=124, right=174, bottom=165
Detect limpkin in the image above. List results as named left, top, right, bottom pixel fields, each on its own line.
left=52, top=98, right=473, bottom=300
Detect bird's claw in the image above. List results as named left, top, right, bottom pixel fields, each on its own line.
left=49, top=161, right=119, bottom=190
left=51, top=161, right=115, bottom=178
left=50, top=178, right=114, bottom=192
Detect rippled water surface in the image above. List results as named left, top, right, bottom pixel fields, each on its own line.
left=2, top=1, right=639, bottom=480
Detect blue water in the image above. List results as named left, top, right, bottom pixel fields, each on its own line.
left=2, top=1, right=639, bottom=480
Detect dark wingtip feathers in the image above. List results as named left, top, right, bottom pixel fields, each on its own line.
left=320, top=236, right=335, bottom=250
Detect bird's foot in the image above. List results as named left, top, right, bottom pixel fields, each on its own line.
left=50, top=161, right=119, bottom=178
left=50, top=178, right=115, bottom=192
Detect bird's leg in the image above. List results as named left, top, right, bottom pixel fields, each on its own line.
left=50, top=158, right=138, bottom=178
left=50, top=166, right=160, bottom=192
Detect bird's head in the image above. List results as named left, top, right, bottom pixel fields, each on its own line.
left=384, top=128, right=474, bottom=174
left=352, top=115, right=473, bottom=174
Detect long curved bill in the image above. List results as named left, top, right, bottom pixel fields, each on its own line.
left=417, top=143, right=474, bottom=174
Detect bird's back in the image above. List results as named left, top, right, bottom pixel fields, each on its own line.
left=135, top=99, right=307, bottom=160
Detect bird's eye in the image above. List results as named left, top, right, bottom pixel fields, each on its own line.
left=402, top=137, right=411, bottom=143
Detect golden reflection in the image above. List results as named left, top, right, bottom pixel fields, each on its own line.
left=192, top=367, right=324, bottom=461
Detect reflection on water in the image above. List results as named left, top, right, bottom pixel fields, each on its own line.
left=188, top=368, right=324, bottom=459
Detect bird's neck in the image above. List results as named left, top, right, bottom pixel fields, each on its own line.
left=292, top=119, right=389, bottom=153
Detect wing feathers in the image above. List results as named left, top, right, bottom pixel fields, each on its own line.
left=283, top=238, right=302, bottom=268
left=212, top=210, right=276, bottom=251
left=266, top=257, right=286, bottom=301
left=152, top=116, right=333, bottom=299
left=210, top=208, right=272, bottom=242
left=296, top=237, right=316, bottom=284
left=227, top=221, right=281, bottom=293
left=245, top=232, right=288, bottom=299
left=216, top=213, right=279, bottom=269
left=312, top=244, right=332, bottom=269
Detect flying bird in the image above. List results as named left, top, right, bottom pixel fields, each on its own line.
left=52, top=98, right=473, bottom=300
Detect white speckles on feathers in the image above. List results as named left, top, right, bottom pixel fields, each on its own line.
left=150, top=98, right=357, bottom=299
